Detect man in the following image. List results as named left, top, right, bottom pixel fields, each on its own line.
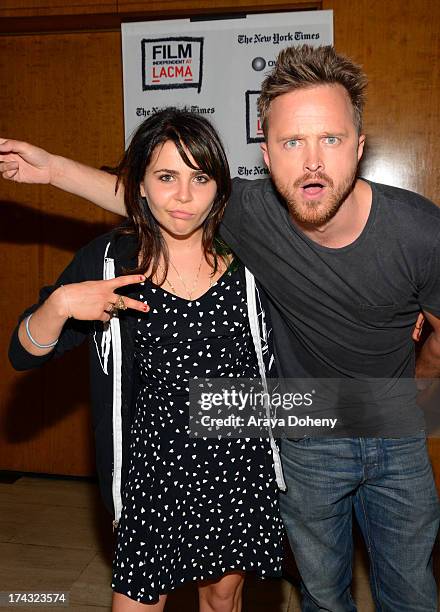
left=220, top=45, right=440, bottom=611
left=1, top=45, right=439, bottom=611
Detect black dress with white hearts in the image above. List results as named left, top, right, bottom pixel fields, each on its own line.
left=111, top=266, right=284, bottom=604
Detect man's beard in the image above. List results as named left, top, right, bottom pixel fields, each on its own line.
left=273, top=169, right=357, bottom=227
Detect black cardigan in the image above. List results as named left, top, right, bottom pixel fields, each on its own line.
left=9, top=229, right=142, bottom=515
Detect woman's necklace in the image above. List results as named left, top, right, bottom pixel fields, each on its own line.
left=160, top=252, right=210, bottom=300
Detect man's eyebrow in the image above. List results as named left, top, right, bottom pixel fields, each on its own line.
left=321, top=131, right=348, bottom=137
left=276, top=131, right=348, bottom=142
left=275, top=133, right=303, bottom=142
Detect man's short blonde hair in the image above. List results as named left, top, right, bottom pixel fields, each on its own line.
left=258, top=45, right=368, bottom=136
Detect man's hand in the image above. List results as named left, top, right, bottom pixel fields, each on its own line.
left=0, top=138, right=55, bottom=184
left=415, top=310, right=440, bottom=379
left=0, top=137, right=126, bottom=216
left=412, top=312, right=425, bottom=342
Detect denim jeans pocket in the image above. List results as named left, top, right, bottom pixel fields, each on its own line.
left=382, top=430, right=427, bottom=452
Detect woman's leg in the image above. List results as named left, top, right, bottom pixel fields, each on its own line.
left=198, top=571, right=245, bottom=612
left=112, top=592, right=167, bottom=612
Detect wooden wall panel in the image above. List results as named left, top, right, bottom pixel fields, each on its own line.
left=0, top=0, right=315, bottom=18
left=117, top=0, right=318, bottom=15
left=0, top=0, right=116, bottom=18
left=0, top=31, right=124, bottom=475
left=0, top=0, right=439, bottom=478
left=322, top=0, right=439, bottom=201
left=0, top=0, right=319, bottom=34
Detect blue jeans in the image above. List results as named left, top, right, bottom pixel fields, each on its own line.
left=280, top=435, right=439, bottom=611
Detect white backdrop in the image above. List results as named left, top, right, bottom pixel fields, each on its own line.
left=122, top=11, right=333, bottom=177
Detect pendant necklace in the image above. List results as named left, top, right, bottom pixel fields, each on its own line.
left=160, top=252, right=211, bottom=300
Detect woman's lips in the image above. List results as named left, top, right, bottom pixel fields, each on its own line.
left=168, top=210, right=194, bottom=219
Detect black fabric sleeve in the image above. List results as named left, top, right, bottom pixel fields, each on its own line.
left=9, top=325, right=55, bottom=370
left=219, top=177, right=245, bottom=249
left=418, top=230, right=440, bottom=318
left=8, top=247, right=96, bottom=371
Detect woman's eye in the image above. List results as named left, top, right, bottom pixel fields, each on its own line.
left=194, top=175, right=210, bottom=183
left=159, top=174, right=174, bottom=182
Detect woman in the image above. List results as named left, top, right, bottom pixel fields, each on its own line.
left=7, top=109, right=285, bottom=611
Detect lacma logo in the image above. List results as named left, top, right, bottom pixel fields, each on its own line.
left=142, top=36, right=204, bottom=93
left=245, top=91, right=264, bottom=144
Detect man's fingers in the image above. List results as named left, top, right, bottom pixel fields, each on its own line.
left=0, top=159, right=19, bottom=169
left=0, top=139, right=17, bottom=152
left=0, top=138, right=27, bottom=153
left=0, top=153, right=17, bottom=162
left=412, top=313, right=425, bottom=341
left=110, top=274, right=146, bottom=289
left=0, top=161, right=19, bottom=179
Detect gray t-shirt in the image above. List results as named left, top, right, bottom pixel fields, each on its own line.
left=220, top=178, right=440, bottom=434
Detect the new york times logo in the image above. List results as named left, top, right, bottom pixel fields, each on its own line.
left=142, top=36, right=204, bottom=93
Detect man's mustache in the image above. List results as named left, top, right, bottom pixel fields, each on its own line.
left=293, top=172, right=334, bottom=189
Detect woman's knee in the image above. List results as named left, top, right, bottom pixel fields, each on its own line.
left=198, top=571, right=245, bottom=611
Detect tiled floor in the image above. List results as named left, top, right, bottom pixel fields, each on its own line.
left=0, top=475, right=437, bottom=611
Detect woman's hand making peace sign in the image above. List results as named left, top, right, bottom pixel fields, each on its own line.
left=18, top=274, right=149, bottom=356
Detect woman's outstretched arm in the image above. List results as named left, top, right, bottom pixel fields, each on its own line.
left=0, top=138, right=126, bottom=216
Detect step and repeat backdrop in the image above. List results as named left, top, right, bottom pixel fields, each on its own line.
left=122, top=10, right=333, bottom=177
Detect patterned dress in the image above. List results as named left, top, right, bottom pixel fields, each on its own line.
left=112, top=266, right=284, bottom=604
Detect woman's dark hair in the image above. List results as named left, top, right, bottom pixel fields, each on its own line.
left=112, top=107, right=231, bottom=282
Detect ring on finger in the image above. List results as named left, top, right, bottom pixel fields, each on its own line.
left=105, top=302, right=116, bottom=316
left=114, top=295, right=128, bottom=311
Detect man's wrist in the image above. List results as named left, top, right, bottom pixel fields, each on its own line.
left=49, top=154, right=69, bottom=189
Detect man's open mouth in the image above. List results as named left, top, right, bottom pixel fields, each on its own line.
left=302, top=181, right=326, bottom=196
